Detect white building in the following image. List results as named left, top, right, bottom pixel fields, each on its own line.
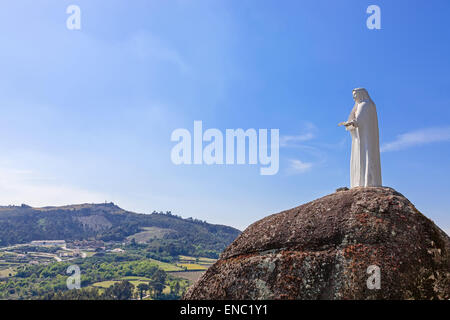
left=31, top=240, right=66, bottom=247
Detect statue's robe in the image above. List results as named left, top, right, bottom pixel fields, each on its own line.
left=346, top=99, right=382, bottom=188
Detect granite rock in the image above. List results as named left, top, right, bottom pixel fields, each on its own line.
left=184, top=187, right=450, bottom=300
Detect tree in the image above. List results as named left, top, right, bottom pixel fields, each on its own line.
left=104, top=280, right=134, bottom=300
left=137, top=283, right=149, bottom=300
left=174, top=281, right=180, bottom=296
left=148, top=269, right=167, bottom=298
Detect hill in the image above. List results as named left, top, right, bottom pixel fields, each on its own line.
left=0, top=203, right=240, bottom=258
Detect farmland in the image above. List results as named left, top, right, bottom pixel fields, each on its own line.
left=0, top=204, right=236, bottom=300
left=0, top=241, right=216, bottom=300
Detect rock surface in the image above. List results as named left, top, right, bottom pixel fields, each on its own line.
left=184, top=187, right=450, bottom=300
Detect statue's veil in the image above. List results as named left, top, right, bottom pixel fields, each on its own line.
left=348, top=88, right=374, bottom=122
left=352, top=88, right=373, bottom=103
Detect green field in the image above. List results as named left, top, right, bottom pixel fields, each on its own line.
left=0, top=267, right=16, bottom=278
left=177, top=255, right=215, bottom=270
left=93, top=279, right=153, bottom=288
left=147, top=258, right=183, bottom=271
left=91, top=277, right=172, bottom=298
left=179, top=255, right=215, bottom=263
left=92, top=280, right=118, bottom=288
left=178, top=255, right=196, bottom=261
left=177, top=263, right=208, bottom=271
left=120, top=276, right=151, bottom=281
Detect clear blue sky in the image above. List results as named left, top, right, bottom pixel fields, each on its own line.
left=0, top=1, right=449, bottom=233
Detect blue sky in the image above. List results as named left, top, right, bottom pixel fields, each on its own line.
left=0, top=0, right=449, bottom=232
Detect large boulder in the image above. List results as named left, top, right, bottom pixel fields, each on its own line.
left=184, top=187, right=450, bottom=299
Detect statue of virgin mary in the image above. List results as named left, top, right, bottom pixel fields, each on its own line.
left=339, top=88, right=382, bottom=188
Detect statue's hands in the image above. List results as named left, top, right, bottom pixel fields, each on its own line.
left=345, top=121, right=356, bottom=127
left=339, top=121, right=357, bottom=129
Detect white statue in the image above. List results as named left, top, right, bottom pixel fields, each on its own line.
left=339, top=88, right=382, bottom=188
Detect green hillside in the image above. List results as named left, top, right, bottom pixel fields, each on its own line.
left=0, top=203, right=240, bottom=258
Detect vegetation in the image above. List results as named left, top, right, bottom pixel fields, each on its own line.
left=47, top=281, right=135, bottom=300
left=0, top=249, right=191, bottom=300
left=0, top=204, right=240, bottom=259
left=0, top=202, right=237, bottom=300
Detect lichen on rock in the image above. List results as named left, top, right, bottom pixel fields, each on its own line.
left=184, top=187, right=450, bottom=300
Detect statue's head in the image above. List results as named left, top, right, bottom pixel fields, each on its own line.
left=352, top=88, right=370, bottom=103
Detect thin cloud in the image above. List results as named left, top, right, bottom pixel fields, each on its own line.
left=280, top=133, right=315, bottom=147
left=280, top=122, right=317, bottom=147
left=128, top=33, right=189, bottom=73
left=282, top=123, right=324, bottom=175
left=0, top=167, right=110, bottom=207
left=287, top=159, right=313, bottom=174
left=381, top=127, right=450, bottom=152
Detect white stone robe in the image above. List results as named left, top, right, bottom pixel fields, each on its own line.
left=346, top=100, right=382, bottom=188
